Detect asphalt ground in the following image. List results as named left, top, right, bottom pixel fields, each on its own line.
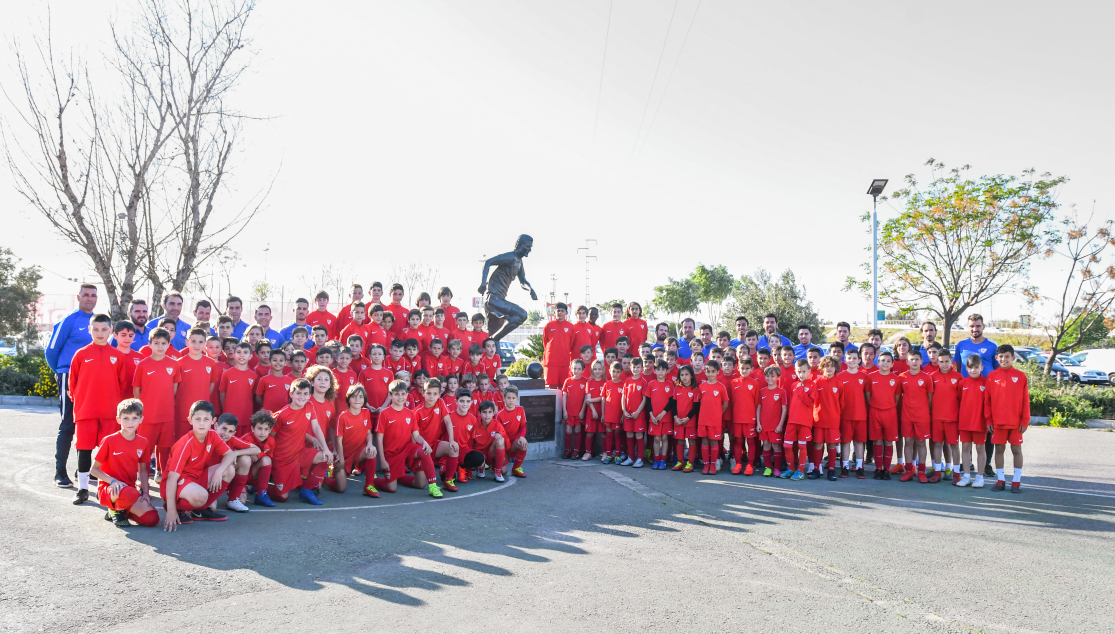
left=2, top=404, right=1114, bottom=634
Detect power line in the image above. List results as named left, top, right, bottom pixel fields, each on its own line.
left=637, top=0, right=702, bottom=158
left=629, top=0, right=680, bottom=165
left=590, top=0, right=614, bottom=151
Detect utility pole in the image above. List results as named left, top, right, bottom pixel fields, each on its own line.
left=866, top=180, right=888, bottom=329
left=577, top=239, right=597, bottom=306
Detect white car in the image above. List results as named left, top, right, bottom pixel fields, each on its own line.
left=0, top=339, right=16, bottom=357
left=1070, top=349, right=1115, bottom=384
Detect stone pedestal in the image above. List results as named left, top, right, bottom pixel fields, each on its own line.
left=508, top=377, right=561, bottom=460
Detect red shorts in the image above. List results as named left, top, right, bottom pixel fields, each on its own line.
left=271, top=447, right=318, bottom=496
left=97, top=482, right=140, bottom=510
left=841, top=418, right=867, bottom=443
left=674, top=423, right=697, bottom=440
left=544, top=364, right=569, bottom=389
left=783, top=423, right=812, bottom=444
left=697, top=424, right=722, bottom=440
left=869, top=408, right=899, bottom=442
left=932, top=420, right=959, bottom=444
left=76, top=418, right=117, bottom=451
left=731, top=422, right=758, bottom=439
left=565, top=415, right=582, bottom=428
left=991, top=427, right=1025, bottom=445
left=138, top=420, right=173, bottom=451
left=958, top=429, right=984, bottom=444
left=583, top=416, right=602, bottom=434
left=901, top=418, right=930, bottom=440
left=343, top=444, right=368, bottom=474
left=648, top=419, right=672, bottom=437
left=605, top=419, right=623, bottom=432
left=383, top=443, right=424, bottom=483
left=623, top=416, right=647, bottom=434
left=812, top=426, right=840, bottom=444
left=759, top=429, right=783, bottom=444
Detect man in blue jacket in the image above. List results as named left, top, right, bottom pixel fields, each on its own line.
left=45, top=284, right=98, bottom=487
left=162, top=292, right=192, bottom=350
left=952, top=313, right=999, bottom=476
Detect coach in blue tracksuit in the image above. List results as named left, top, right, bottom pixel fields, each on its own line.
left=952, top=313, right=999, bottom=476
left=45, top=284, right=99, bottom=488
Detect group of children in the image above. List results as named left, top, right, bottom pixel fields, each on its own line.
left=555, top=308, right=1030, bottom=494
left=68, top=292, right=531, bottom=531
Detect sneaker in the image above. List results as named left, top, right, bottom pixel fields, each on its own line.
left=839, top=466, right=849, bottom=479
left=873, top=469, right=882, bottom=480
left=744, top=464, right=754, bottom=476
left=708, top=463, right=717, bottom=475
left=973, top=474, right=985, bottom=488
left=104, top=511, right=114, bottom=522
left=191, top=508, right=228, bottom=521
left=494, top=471, right=505, bottom=483
left=952, top=472, right=963, bottom=485
left=790, top=470, right=805, bottom=481
left=254, top=491, right=276, bottom=506
left=944, top=467, right=954, bottom=478
left=731, top=464, right=743, bottom=475
left=111, top=510, right=131, bottom=527
left=72, top=489, right=89, bottom=505
left=601, top=455, right=612, bottom=464
left=956, top=474, right=971, bottom=487
left=984, top=464, right=996, bottom=477
left=299, top=488, right=324, bottom=505
left=700, top=463, right=710, bottom=475
left=632, top=458, right=644, bottom=468
left=458, top=467, right=470, bottom=482
left=245, top=484, right=256, bottom=496
left=807, top=469, right=821, bottom=480
left=176, top=511, right=194, bottom=525
left=357, top=482, right=379, bottom=497
left=226, top=498, right=250, bottom=513
left=683, top=462, right=694, bottom=473
left=763, top=467, right=772, bottom=477
left=581, top=451, right=593, bottom=461
left=881, top=469, right=892, bottom=480
left=428, top=483, right=443, bottom=498
left=900, top=470, right=915, bottom=482
left=672, top=461, right=684, bottom=471
left=476, top=466, right=486, bottom=478
left=563, top=450, right=573, bottom=459
left=618, top=453, right=629, bottom=463
left=512, top=467, right=526, bottom=478
left=716, top=458, right=723, bottom=471
left=856, top=467, right=866, bottom=479
left=890, top=463, right=904, bottom=474
left=779, top=469, right=792, bottom=479
left=917, top=471, right=928, bottom=484
left=927, top=471, right=942, bottom=483
left=54, top=472, right=73, bottom=488
left=827, top=468, right=837, bottom=481
left=991, top=480, right=1007, bottom=492
left=621, top=457, right=635, bottom=466
left=1010, top=482, right=1022, bottom=494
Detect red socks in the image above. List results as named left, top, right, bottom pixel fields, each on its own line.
left=129, top=509, right=160, bottom=527
left=762, top=449, right=772, bottom=469
left=883, top=445, right=894, bottom=468
left=636, top=436, right=645, bottom=460
left=494, top=448, right=507, bottom=472
left=418, top=452, right=437, bottom=482
left=627, top=436, right=636, bottom=458
left=603, top=432, right=613, bottom=456
left=254, top=463, right=272, bottom=493
left=687, top=442, right=698, bottom=465
left=782, top=443, right=794, bottom=468
left=227, top=474, right=248, bottom=501
left=442, top=456, right=458, bottom=483
left=304, top=462, right=328, bottom=490
left=511, top=450, right=525, bottom=470
left=827, top=449, right=837, bottom=470
left=797, top=444, right=808, bottom=471
left=810, top=446, right=822, bottom=470
left=733, top=439, right=743, bottom=465
left=709, top=443, right=720, bottom=464
left=564, top=431, right=573, bottom=452
left=873, top=444, right=885, bottom=467
left=701, top=444, right=710, bottom=464
left=204, top=480, right=230, bottom=508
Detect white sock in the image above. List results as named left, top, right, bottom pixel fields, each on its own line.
left=946, top=462, right=954, bottom=472
left=898, top=458, right=906, bottom=465
left=934, top=463, right=942, bottom=472
left=77, top=472, right=89, bottom=490
left=842, top=460, right=849, bottom=468
left=856, top=458, right=863, bottom=468
left=1013, top=468, right=1022, bottom=484
left=996, top=468, right=1005, bottom=481
left=807, top=462, right=815, bottom=472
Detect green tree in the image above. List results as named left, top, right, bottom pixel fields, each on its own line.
left=526, top=310, right=543, bottom=326
left=846, top=159, right=1065, bottom=347
left=596, top=299, right=626, bottom=315
left=689, top=264, right=734, bottom=327
left=0, top=248, right=42, bottom=345
left=724, top=268, right=823, bottom=343
left=652, top=278, right=699, bottom=334
left=519, top=334, right=545, bottom=359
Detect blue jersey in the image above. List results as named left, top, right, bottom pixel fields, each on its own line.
left=758, top=333, right=792, bottom=353
left=953, top=338, right=998, bottom=377
left=209, top=319, right=249, bottom=341
left=792, top=343, right=820, bottom=360
left=677, top=337, right=698, bottom=360
left=279, top=323, right=314, bottom=349
left=260, top=327, right=286, bottom=347
left=110, top=324, right=150, bottom=350
left=46, top=310, right=94, bottom=373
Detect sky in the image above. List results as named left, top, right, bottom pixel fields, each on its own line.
left=2, top=0, right=1113, bottom=327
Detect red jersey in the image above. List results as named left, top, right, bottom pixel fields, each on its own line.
left=94, top=431, right=151, bottom=484
left=812, top=375, right=843, bottom=429
left=337, top=321, right=370, bottom=351
left=777, top=366, right=798, bottom=393
left=866, top=372, right=901, bottom=410
left=623, top=318, right=649, bottom=348
left=958, top=375, right=989, bottom=432
left=132, top=356, right=182, bottom=423
left=586, top=378, right=606, bottom=420
left=306, top=309, right=337, bottom=338
left=272, top=404, right=316, bottom=464
left=349, top=356, right=372, bottom=376
left=359, top=366, right=395, bottom=411
left=414, top=401, right=449, bottom=447
left=139, top=345, right=181, bottom=361
left=363, top=324, right=390, bottom=351
left=422, top=353, right=451, bottom=377
left=451, top=329, right=479, bottom=353
left=69, top=343, right=129, bottom=420
left=562, top=376, right=589, bottom=418
left=985, top=367, right=1030, bottom=429
left=400, top=326, right=427, bottom=353
left=646, top=378, right=674, bottom=424
left=697, top=381, right=729, bottom=427
left=600, top=320, right=626, bottom=351
left=208, top=362, right=225, bottom=417
left=206, top=434, right=252, bottom=467
left=480, top=353, right=501, bottom=377
left=310, top=397, right=337, bottom=436
left=219, top=368, right=257, bottom=429
left=471, top=419, right=509, bottom=453
left=239, top=430, right=274, bottom=460
left=167, top=429, right=228, bottom=481
left=445, top=356, right=466, bottom=378
left=602, top=379, right=625, bottom=424
left=674, top=383, right=700, bottom=420
left=497, top=406, right=527, bottom=440
left=406, top=389, right=422, bottom=410
left=463, top=361, right=485, bottom=379
left=254, top=373, right=291, bottom=414
left=787, top=378, right=816, bottom=427
left=891, top=358, right=910, bottom=375
left=335, top=303, right=356, bottom=336
left=333, top=367, right=358, bottom=410
left=447, top=410, right=476, bottom=450
left=117, top=348, right=142, bottom=397
left=542, top=319, right=576, bottom=368
left=931, top=370, right=962, bottom=422
left=384, top=303, right=409, bottom=336
left=425, top=326, right=451, bottom=352
left=758, top=387, right=787, bottom=431
left=836, top=370, right=869, bottom=421
left=621, top=376, right=648, bottom=423
left=175, top=355, right=217, bottom=425
left=334, top=408, right=372, bottom=450
left=571, top=321, right=600, bottom=354
left=898, top=371, right=933, bottom=424
left=730, top=376, right=761, bottom=426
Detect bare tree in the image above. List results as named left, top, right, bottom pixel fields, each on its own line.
left=1039, top=211, right=1115, bottom=375
left=390, top=261, right=440, bottom=303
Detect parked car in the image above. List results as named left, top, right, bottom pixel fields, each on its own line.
left=1021, top=352, right=1072, bottom=381
left=1070, top=349, right=1115, bottom=384
left=1055, top=354, right=1110, bottom=385
left=0, top=339, right=16, bottom=357
left=499, top=341, right=516, bottom=368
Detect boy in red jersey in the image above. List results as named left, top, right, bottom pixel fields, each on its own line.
left=646, top=360, right=675, bottom=470
left=472, top=400, right=510, bottom=482
left=561, top=359, right=588, bottom=459
left=68, top=314, right=129, bottom=505
left=582, top=360, right=607, bottom=461
left=436, top=287, right=461, bottom=323
left=251, top=341, right=271, bottom=374
left=955, top=355, right=988, bottom=488
left=571, top=305, right=597, bottom=356
left=729, top=357, right=761, bottom=475
left=255, top=350, right=292, bottom=413
left=306, top=290, right=337, bottom=337
left=333, top=346, right=358, bottom=410
left=836, top=348, right=869, bottom=478
left=447, top=389, right=478, bottom=483
left=859, top=343, right=878, bottom=373
left=697, top=360, right=729, bottom=475
left=307, top=366, right=339, bottom=445
left=305, top=327, right=329, bottom=365
left=90, top=399, right=159, bottom=527
left=543, top=303, right=576, bottom=388
left=930, top=350, right=962, bottom=483
left=689, top=351, right=707, bottom=384
left=469, top=313, right=488, bottom=345
left=429, top=308, right=451, bottom=351
left=363, top=304, right=390, bottom=350
left=337, top=301, right=370, bottom=351
left=866, top=351, right=901, bottom=479
left=496, top=385, right=529, bottom=478
left=752, top=348, right=772, bottom=380
left=220, top=342, right=258, bottom=436
left=268, top=380, right=333, bottom=504
left=373, top=380, right=443, bottom=497
left=600, top=303, right=627, bottom=352
left=213, top=414, right=261, bottom=513
left=113, top=320, right=142, bottom=396
left=445, top=339, right=466, bottom=378
left=463, top=343, right=485, bottom=378
left=601, top=362, right=626, bottom=464
left=401, top=338, right=421, bottom=373
left=139, top=318, right=182, bottom=359
left=132, top=327, right=182, bottom=481
left=411, top=379, right=461, bottom=491
left=623, top=302, right=648, bottom=349
left=175, top=328, right=218, bottom=443
left=781, top=359, right=814, bottom=480
left=810, top=356, right=844, bottom=481
left=481, top=338, right=502, bottom=377
left=450, top=312, right=473, bottom=348
left=163, top=401, right=236, bottom=530
left=422, top=338, right=450, bottom=376
left=671, top=366, right=700, bottom=471
left=240, top=411, right=277, bottom=506
left=400, top=309, right=426, bottom=354
left=757, top=366, right=787, bottom=477
left=384, top=284, right=409, bottom=337
left=898, top=350, right=933, bottom=483
left=985, top=345, right=1029, bottom=493
left=335, top=284, right=364, bottom=335
left=290, top=350, right=309, bottom=379
left=325, top=385, right=381, bottom=496
left=619, top=358, right=649, bottom=468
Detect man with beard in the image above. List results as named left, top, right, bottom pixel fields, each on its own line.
left=677, top=318, right=698, bottom=361
left=757, top=313, right=792, bottom=352
left=163, top=292, right=192, bottom=350
left=46, top=283, right=99, bottom=487
left=651, top=322, right=669, bottom=350
left=728, top=316, right=750, bottom=348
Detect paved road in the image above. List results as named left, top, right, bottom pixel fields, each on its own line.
left=2, top=404, right=1114, bottom=633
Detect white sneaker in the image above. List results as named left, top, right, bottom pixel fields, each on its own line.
left=729, top=458, right=737, bottom=470
left=476, top=467, right=486, bottom=478
left=972, top=474, right=985, bottom=489
left=582, top=452, right=593, bottom=461
left=632, top=458, right=644, bottom=468
left=227, top=498, right=250, bottom=513
left=621, top=458, right=635, bottom=466
left=494, top=471, right=505, bottom=483
left=955, top=473, right=971, bottom=487
left=716, top=458, right=723, bottom=470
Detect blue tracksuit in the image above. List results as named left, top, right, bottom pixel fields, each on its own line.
left=46, top=310, right=94, bottom=373
left=953, top=338, right=999, bottom=377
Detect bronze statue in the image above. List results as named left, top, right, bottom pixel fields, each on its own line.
left=478, top=234, right=537, bottom=341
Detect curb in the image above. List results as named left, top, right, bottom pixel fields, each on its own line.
left=1030, top=415, right=1115, bottom=429
left=0, top=395, right=55, bottom=406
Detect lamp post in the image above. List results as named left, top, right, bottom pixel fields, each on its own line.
left=866, top=179, right=888, bottom=329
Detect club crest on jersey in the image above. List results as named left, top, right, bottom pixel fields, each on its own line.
left=980, top=386, right=985, bottom=391
left=832, top=387, right=838, bottom=393
left=564, top=328, right=569, bottom=332
left=889, top=379, right=895, bottom=386
left=773, top=394, right=780, bottom=400
left=166, top=367, right=174, bottom=375
left=277, top=483, right=284, bottom=491
left=248, top=378, right=254, bottom=385
left=951, top=378, right=958, bottom=384
left=1012, top=376, right=1018, bottom=383
left=110, top=357, right=117, bottom=364
left=517, top=415, right=522, bottom=420
left=747, top=384, right=754, bottom=390
left=137, top=449, right=143, bottom=457
left=305, top=412, right=311, bottom=419
left=918, top=379, right=924, bottom=386
left=206, top=444, right=212, bottom=451
left=205, top=367, right=211, bottom=374
left=406, top=418, right=411, bottom=423
left=858, top=379, right=864, bottom=384
left=713, top=390, right=719, bottom=396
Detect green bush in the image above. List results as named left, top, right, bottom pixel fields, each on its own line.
left=505, top=358, right=530, bottom=378
left=0, top=352, right=57, bottom=397
left=1023, top=362, right=1115, bottom=423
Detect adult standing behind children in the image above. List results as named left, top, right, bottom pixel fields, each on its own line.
left=280, top=298, right=313, bottom=349
left=952, top=313, right=999, bottom=475
left=161, top=292, right=192, bottom=350
left=46, top=283, right=98, bottom=488
left=758, top=313, right=792, bottom=352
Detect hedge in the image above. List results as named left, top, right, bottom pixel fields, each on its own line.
left=1023, top=362, right=1115, bottom=427
left=0, top=352, right=58, bottom=398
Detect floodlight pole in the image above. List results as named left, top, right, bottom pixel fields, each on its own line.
left=872, top=193, right=878, bottom=330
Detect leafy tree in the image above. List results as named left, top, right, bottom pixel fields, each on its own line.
left=519, top=334, right=545, bottom=359
left=0, top=248, right=42, bottom=346
left=689, top=264, right=734, bottom=327
left=595, top=299, right=626, bottom=315
left=526, top=310, right=543, bottom=326
left=845, top=159, right=1065, bottom=347
left=251, top=280, right=273, bottom=302
left=652, top=278, right=699, bottom=334
left=724, top=268, right=823, bottom=343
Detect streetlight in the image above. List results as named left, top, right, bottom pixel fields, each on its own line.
left=866, top=179, right=888, bottom=329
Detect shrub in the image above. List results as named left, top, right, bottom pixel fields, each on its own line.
left=1023, top=362, right=1115, bottom=422
left=0, top=352, right=57, bottom=397
left=505, top=358, right=530, bottom=378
